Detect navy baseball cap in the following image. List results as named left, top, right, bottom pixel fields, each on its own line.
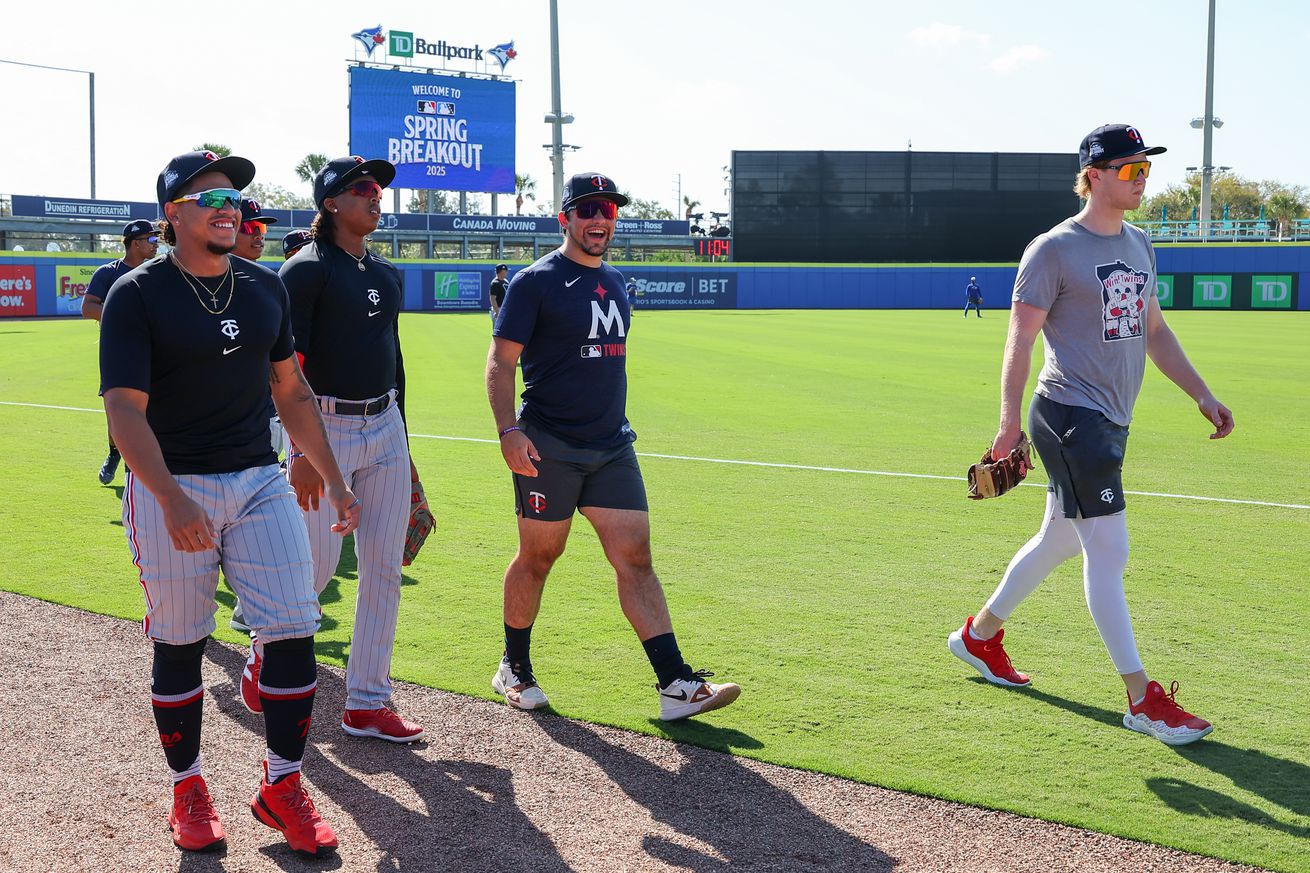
left=239, top=198, right=278, bottom=226
left=313, top=156, right=396, bottom=208
left=1079, top=124, right=1166, bottom=168
left=281, top=230, right=313, bottom=257
left=561, top=172, right=629, bottom=212
left=123, top=219, right=155, bottom=240
left=495, top=263, right=508, bottom=271
left=157, top=150, right=255, bottom=210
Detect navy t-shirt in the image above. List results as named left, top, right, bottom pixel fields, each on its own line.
left=494, top=250, right=632, bottom=448
left=85, top=258, right=135, bottom=304
left=98, top=256, right=294, bottom=474
left=279, top=240, right=406, bottom=415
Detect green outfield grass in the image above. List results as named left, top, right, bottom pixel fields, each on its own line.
left=1, top=310, right=1307, bottom=871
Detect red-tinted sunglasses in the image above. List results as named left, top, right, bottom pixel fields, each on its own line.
left=335, top=181, right=383, bottom=199
left=239, top=220, right=266, bottom=236
left=569, top=200, right=618, bottom=220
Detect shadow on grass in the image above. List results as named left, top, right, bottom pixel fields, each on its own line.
left=536, top=714, right=893, bottom=872
left=203, top=642, right=569, bottom=872
left=1018, top=684, right=1310, bottom=821
left=1146, top=777, right=1310, bottom=839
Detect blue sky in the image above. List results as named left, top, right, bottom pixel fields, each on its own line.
left=4, top=0, right=1307, bottom=217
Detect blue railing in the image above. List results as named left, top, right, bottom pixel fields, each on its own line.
left=1139, top=218, right=1310, bottom=242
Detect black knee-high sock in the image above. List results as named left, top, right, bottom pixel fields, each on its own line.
left=260, top=636, right=317, bottom=780
left=151, top=639, right=207, bottom=778
left=504, top=622, right=533, bottom=677
left=641, top=632, right=689, bottom=688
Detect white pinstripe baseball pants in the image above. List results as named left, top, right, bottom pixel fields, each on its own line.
left=124, top=464, right=319, bottom=645
left=302, top=399, right=411, bottom=710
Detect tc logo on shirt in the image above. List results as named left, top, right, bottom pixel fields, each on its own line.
left=220, top=319, right=240, bottom=339
left=1096, top=260, right=1149, bottom=342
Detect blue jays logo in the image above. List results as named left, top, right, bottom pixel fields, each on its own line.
left=485, top=41, right=518, bottom=71
left=352, top=25, right=386, bottom=56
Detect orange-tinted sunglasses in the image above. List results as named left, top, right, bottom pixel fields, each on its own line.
left=239, top=220, right=266, bottom=235
left=1103, top=160, right=1151, bottom=181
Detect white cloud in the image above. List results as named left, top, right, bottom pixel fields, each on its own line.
left=909, top=22, right=991, bottom=48
left=986, top=44, right=1050, bottom=73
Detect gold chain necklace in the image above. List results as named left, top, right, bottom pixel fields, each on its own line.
left=171, top=253, right=235, bottom=315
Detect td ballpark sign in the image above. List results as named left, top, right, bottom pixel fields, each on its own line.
left=351, top=25, right=516, bottom=72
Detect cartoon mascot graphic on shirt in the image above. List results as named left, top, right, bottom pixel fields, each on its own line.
left=1096, top=260, right=1151, bottom=342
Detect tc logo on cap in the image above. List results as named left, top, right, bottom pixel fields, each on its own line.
left=202, top=151, right=218, bottom=162
left=1126, top=127, right=1143, bottom=145
left=247, top=199, right=262, bottom=212
left=592, top=175, right=609, bottom=190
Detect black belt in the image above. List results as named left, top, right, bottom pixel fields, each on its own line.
left=322, top=395, right=392, bottom=416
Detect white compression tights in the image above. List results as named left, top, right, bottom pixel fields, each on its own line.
left=982, top=492, right=1144, bottom=675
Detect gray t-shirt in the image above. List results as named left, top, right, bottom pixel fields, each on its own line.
left=1012, top=217, right=1156, bottom=426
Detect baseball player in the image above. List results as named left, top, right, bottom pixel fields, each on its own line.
left=948, top=124, right=1234, bottom=746
left=233, top=198, right=278, bottom=261
left=249, top=155, right=424, bottom=744
left=282, top=230, right=313, bottom=259
left=964, top=276, right=983, bottom=318
left=625, top=277, right=638, bottom=316
left=486, top=172, right=740, bottom=721
left=488, top=263, right=509, bottom=325
left=99, top=149, right=360, bottom=855
left=83, top=219, right=158, bottom=485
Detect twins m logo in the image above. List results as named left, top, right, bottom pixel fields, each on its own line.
left=588, top=299, right=626, bottom=339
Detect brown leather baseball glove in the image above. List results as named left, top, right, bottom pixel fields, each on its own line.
left=967, top=432, right=1034, bottom=500
left=402, top=477, right=435, bottom=566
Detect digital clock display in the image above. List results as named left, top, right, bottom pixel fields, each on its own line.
left=694, top=237, right=732, bottom=258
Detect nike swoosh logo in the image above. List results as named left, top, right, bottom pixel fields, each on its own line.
left=659, top=690, right=688, bottom=701
left=368, top=310, right=381, bottom=317
left=223, top=346, right=241, bottom=355
left=564, top=277, right=582, bottom=287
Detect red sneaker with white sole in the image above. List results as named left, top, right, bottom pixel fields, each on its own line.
left=1123, top=680, right=1213, bottom=746
left=240, top=646, right=262, bottom=714
left=168, top=775, right=225, bottom=852
left=250, top=761, right=338, bottom=857
left=342, top=706, right=425, bottom=743
left=948, top=616, right=1031, bottom=687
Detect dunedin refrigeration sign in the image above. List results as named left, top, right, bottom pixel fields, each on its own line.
left=349, top=66, right=515, bottom=193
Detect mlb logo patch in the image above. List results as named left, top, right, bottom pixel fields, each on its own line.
left=580, top=345, right=603, bottom=358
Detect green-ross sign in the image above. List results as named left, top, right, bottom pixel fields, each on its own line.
left=1191, top=275, right=1232, bottom=308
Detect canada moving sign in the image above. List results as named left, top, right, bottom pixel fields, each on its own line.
left=0, top=266, right=36, bottom=317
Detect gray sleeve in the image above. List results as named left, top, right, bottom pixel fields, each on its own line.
left=1012, top=234, right=1062, bottom=311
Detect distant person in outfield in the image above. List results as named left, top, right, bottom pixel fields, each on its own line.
left=83, top=218, right=158, bottom=485
left=947, top=123, right=1234, bottom=746
left=232, top=198, right=277, bottom=261
left=485, top=171, right=741, bottom=721
left=964, top=276, right=983, bottom=318
left=281, top=230, right=312, bottom=259
left=626, top=277, right=638, bottom=314
left=489, top=263, right=509, bottom=324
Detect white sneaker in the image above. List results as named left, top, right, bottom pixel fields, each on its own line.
left=229, top=603, right=251, bottom=634
left=657, top=670, right=741, bottom=721
left=492, top=658, right=549, bottom=710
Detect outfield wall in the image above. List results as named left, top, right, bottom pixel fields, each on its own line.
left=2, top=244, right=1306, bottom=317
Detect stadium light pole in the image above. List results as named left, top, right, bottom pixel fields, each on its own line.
left=0, top=58, right=96, bottom=198
left=544, top=0, right=574, bottom=214
left=1191, top=0, right=1220, bottom=240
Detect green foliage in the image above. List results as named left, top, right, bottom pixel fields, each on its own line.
left=243, top=182, right=313, bottom=210
left=191, top=142, right=231, bottom=157
left=515, top=173, right=537, bottom=215
left=407, top=190, right=455, bottom=214
left=294, top=153, right=329, bottom=185
left=2, top=312, right=1307, bottom=871
left=1130, top=171, right=1308, bottom=224
left=683, top=194, right=701, bottom=220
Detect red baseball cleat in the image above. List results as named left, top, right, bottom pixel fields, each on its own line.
left=948, top=616, right=1031, bottom=687
left=168, top=775, right=225, bottom=852
left=240, top=647, right=262, bottom=714
left=250, top=762, right=338, bottom=857
left=342, top=706, right=425, bottom=743
left=1124, top=680, right=1213, bottom=746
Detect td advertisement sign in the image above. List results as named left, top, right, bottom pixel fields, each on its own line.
left=1155, top=273, right=1297, bottom=310
left=626, top=271, right=736, bottom=310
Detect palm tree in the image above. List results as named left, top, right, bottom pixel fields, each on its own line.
left=1266, top=192, right=1307, bottom=238
left=294, top=154, right=329, bottom=185
left=515, top=174, right=537, bottom=215
left=683, top=195, right=701, bottom=221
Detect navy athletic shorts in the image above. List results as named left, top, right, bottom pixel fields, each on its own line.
left=1029, top=393, right=1129, bottom=519
left=512, top=422, right=648, bottom=522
